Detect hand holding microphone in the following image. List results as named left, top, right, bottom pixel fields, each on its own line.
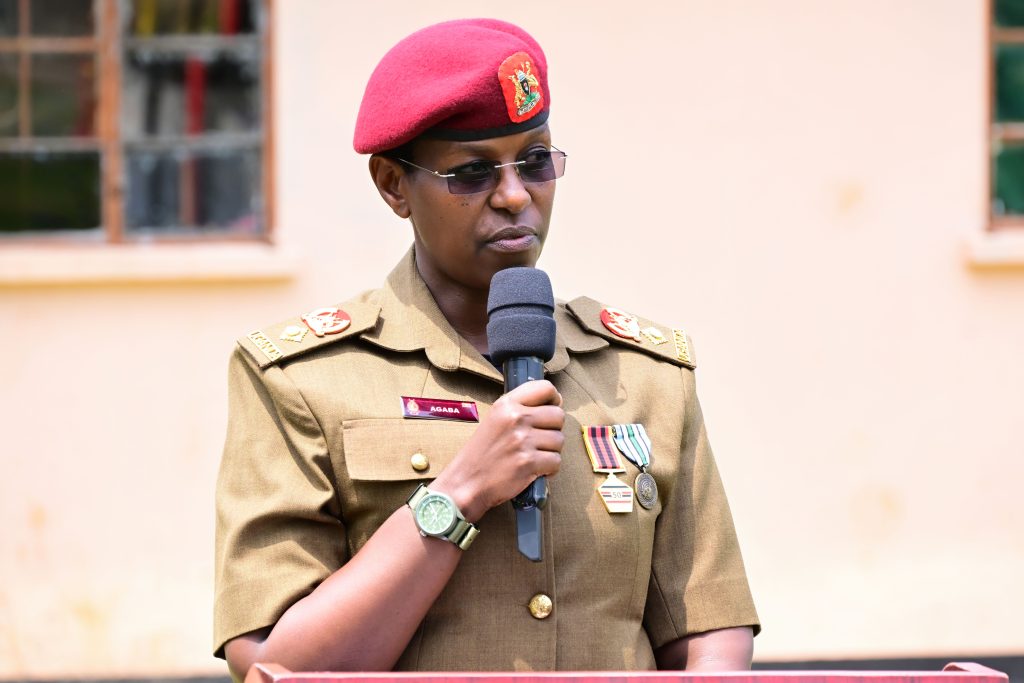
left=428, top=267, right=563, bottom=562
left=487, top=267, right=561, bottom=561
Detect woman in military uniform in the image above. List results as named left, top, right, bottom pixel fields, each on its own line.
left=214, top=18, right=759, bottom=678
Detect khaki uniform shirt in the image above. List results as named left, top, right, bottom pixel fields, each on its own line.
left=214, top=248, right=759, bottom=671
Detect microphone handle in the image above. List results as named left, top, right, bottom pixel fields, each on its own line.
left=503, top=356, right=548, bottom=562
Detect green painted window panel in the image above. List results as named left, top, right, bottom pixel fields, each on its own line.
left=993, top=144, right=1024, bottom=215
left=0, top=0, right=15, bottom=36
left=994, top=45, right=1024, bottom=122
left=30, top=0, right=94, bottom=36
left=31, top=53, right=97, bottom=137
left=0, top=53, right=16, bottom=137
left=0, top=152, right=101, bottom=231
left=996, top=0, right=1024, bottom=27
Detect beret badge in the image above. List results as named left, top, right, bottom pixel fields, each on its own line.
left=498, top=51, right=544, bottom=123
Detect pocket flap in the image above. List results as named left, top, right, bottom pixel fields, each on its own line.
left=342, top=418, right=477, bottom=481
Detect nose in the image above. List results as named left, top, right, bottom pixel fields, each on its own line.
left=489, top=164, right=532, bottom=214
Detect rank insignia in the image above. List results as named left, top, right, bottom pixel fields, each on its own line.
left=279, top=325, right=307, bottom=343
left=600, top=307, right=643, bottom=343
left=641, top=326, right=668, bottom=346
left=246, top=331, right=282, bottom=363
left=672, top=329, right=693, bottom=365
left=302, top=307, right=352, bottom=337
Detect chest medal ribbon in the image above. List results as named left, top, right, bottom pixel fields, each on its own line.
left=612, top=423, right=659, bottom=510
left=581, top=426, right=634, bottom=514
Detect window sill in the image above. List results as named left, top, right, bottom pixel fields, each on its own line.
left=966, top=230, right=1024, bottom=269
left=0, top=242, right=300, bottom=285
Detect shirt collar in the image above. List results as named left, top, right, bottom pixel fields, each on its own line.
left=360, top=247, right=606, bottom=384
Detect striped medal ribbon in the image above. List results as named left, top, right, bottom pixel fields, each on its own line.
left=612, top=423, right=659, bottom=510
left=581, top=425, right=633, bottom=513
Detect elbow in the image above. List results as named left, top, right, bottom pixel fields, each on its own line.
left=224, top=629, right=270, bottom=683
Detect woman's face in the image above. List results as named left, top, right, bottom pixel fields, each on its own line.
left=400, top=124, right=556, bottom=293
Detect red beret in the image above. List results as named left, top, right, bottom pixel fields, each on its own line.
left=354, top=18, right=550, bottom=154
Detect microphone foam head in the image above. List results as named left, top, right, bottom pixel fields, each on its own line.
left=486, top=267, right=556, bottom=364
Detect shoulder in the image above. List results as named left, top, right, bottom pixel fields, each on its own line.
left=562, top=296, right=696, bottom=370
left=235, top=290, right=383, bottom=370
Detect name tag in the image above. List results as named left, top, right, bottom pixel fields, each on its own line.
left=401, top=396, right=479, bottom=422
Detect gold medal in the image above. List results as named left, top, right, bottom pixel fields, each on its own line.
left=597, top=472, right=634, bottom=513
left=582, top=425, right=634, bottom=514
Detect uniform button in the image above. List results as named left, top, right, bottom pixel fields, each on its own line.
left=528, top=593, right=553, bottom=619
left=410, top=453, right=429, bottom=472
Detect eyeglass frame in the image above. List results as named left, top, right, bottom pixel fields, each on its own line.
left=396, top=145, right=568, bottom=195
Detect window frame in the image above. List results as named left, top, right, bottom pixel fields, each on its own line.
left=0, top=0, right=275, bottom=245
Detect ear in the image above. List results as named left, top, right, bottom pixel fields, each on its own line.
left=369, top=155, right=411, bottom=219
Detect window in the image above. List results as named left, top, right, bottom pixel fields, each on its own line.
left=0, top=0, right=271, bottom=243
left=992, top=0, right=1024, bottom=230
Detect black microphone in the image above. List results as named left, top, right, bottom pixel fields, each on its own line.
left=486, top=267, right=557, bottom=562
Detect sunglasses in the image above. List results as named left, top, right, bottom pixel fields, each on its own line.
left=398, top=146, right=568, bottom=195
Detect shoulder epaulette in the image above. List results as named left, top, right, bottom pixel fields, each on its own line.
left=237, top=301, right=382, bottom=369
left=565, top=296, right=696, bottom=370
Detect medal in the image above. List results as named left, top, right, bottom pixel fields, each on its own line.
left=597, top=473, right=634, bottom=513
left=612, top=423, right=659, bottom=510
left=582, top=426, right=633, bottom=513
left=633, top=471, right=658, bottom=510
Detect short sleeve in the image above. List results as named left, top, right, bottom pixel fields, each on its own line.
left=213, top=347, right=347, bottom=657
left=642, top=367, right=760, bottom=648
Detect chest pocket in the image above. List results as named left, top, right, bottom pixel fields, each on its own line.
left=341, top=417, right=476, bottom=481
left=338, top=417, right=478, bottom=552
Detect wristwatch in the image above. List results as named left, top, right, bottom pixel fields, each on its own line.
left=406, top=484, right=480, bottom=550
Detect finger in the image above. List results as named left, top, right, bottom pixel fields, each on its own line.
left=527, top=405, right=565, bottom=430
left=507, top=379, right=561, bottom=407
left=530, top=450, right=562, bottom=477
left=531, top=427, right=565, bottom=454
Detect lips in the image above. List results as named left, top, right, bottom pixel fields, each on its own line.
left=485, top=226, right=539, bottom=253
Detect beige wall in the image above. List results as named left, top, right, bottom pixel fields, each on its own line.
left=2, top=1, right=1022, bottom=678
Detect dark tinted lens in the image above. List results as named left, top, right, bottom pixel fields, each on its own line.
left=518, top=152, right=556, bottom=182
left=446, top=164, right=497, bottom=194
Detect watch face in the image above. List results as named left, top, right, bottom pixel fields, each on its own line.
left=416, top=494, right=456, bottom=536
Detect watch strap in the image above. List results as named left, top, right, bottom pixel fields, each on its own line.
left=406, top=484, right=480, bottom=550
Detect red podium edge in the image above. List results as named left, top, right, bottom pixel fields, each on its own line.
left=244, top=661, right=1009, bottom=683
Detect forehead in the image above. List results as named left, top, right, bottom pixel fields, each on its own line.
left=412, top=124, right=552, bottom=162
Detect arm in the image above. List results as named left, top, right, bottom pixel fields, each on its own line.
left=654, top=626, right=754, bottom=671
left=642, top=364, right=760, bottom=667
left=221, top=378, right=564, bottom=679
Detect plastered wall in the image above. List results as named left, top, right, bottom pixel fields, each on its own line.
left=1, top=1, right=1022, bottom=677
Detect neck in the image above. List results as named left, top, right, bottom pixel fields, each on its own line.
left=415, top=260, right=490, bottom=356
